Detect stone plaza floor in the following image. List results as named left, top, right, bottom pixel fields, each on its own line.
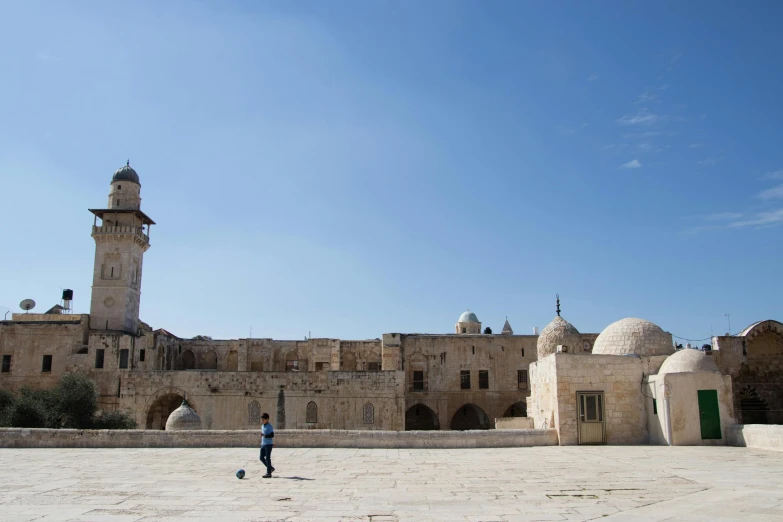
left=0, top=446, right=782, bottom=521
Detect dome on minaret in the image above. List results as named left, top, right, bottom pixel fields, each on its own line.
left=112, top=160, right=140, bottom=184
left=455, top=309, right=482, bottom=334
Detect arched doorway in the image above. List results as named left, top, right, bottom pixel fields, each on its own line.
left=450, top=403, right=490, bottom=430
left=203, top=350, right=217, bottom=370
left=146, top=393, right=188, bottom=430
left=405, top=404, right=439, bottom=430
left=180, top=350, right=195, bottom=370
left=503, top=402, right=527, bottom=417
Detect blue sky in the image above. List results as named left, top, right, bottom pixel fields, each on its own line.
left=1, top=1, right=782, bottom=342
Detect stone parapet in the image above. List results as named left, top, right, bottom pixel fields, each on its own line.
left=727, top=425, right=783, bottom=452
left=0, top=428, right=558, bottom=449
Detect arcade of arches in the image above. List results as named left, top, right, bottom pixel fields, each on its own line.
left=734, top=327, right=783, bottom=424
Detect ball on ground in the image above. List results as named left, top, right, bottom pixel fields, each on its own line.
left=236, top=469, right=245, bottom=479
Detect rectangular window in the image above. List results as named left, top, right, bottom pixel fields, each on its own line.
left=119, top=349, right=129, bottom=369
left=315, top=362, right=329, bottom=371
left=139, top=349, right=145, bottom=362
left=521, top=348, right=525, bottom=357
left=1, top=355, right=11, bottom=373
left=368, top=362, right=381, bottom=371
left=286, top=360, right=299, bottom=372
left=413, top=370, right=424, bottom=391
left=95, top=349, right=105, bottom=369
left=517, top=369, right=528, bottom=389
left=653, top=398, right=657, bottom=415
left=42, top=355, right=52, bottom=373
left=479, top=370, right=489, bottom=389
left=460, top=370, right=471, bottom=390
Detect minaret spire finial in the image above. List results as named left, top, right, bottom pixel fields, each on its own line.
left=126, top=159, right=130, bottom=167
left=556, top=293, right=561, bottom=317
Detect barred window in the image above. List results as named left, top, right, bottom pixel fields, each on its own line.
left=413, top=371, right=424, bottom=391
left=363, top=402, right=375, bottom=424
left=460, top=370, right=471, bottom=390
left=517, top=369, right=528, bottom=389
left=248, top=401, right=261, bottom=424
left=479, top=370, right=489, bottom=389
left=306, top=401, right=318, bottom=423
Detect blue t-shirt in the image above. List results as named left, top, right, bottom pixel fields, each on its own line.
left=261, top=423, right=275, bottom=446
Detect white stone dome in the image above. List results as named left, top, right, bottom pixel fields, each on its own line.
left=165, top=399, right=202, bottom=431
left=458, top=311, right=479, bottom=323
left=592, top=318, right=674, bottom=357
left=537, top=316, right=581, bottom=357
left=659, top=348, right=719, bottom=374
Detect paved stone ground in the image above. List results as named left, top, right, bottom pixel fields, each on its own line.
left=0, top=446, right=781, bottom=521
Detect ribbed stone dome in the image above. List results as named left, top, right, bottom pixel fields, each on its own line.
left=537, top=315, right=582, bottom=357
left=659, top=348, right=719, bottom=374
left=593, top=318, right=674, bottom=357
left=112, top=161, right=140, bottom=184
left=165, top=399, right=202, bottom=431
left=458, top=311, right=479, bottom=323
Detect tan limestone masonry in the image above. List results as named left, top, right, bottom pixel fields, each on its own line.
left=0, top=428, right=559, bottom=449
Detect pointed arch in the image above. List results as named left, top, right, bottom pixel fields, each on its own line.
left=227, top=350, right=238, bottom=371
left=363, top=402, right=375, bottom=424
left=248, top=400, right=261, bottom=424
left=450, top=403, right=491, bottom=430
left=405, top=403, right=439, bottom=430
left=203, top=350, right=217, bottom=370
left=306, top=401, right=318, bottom=423
left=180, top=350, right=195, bottom=370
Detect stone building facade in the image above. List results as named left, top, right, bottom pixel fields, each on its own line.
left=1, top=163, right=780, bottom=441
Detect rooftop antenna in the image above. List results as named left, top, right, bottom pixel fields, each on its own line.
left=725, top=313, right=731, bottom=334
left=556, top=293, right=561, bottom=317
left=19, top=299, right=36, bottom=314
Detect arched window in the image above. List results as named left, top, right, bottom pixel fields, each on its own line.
left=248, top=401, right=261, bottom=424
left=306, top=401, right=317, bottom=423
left=363, top=402, right=375, bottom=424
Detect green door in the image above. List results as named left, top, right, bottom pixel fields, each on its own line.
left=697, top=390, right=722, bottom=439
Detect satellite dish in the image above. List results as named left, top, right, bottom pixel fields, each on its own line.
left=19, top=299, right=36, bottom=313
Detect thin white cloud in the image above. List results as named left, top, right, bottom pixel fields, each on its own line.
left=620, top=159, right=642, bottom=169
left=671, top=52, right=682, bottom=63
left=588, top=73, right=598, bottom=82
left=697, top=157, right=723, bottom=166
left=728, top=209, right=783, bottom=228
left=705, top=212, right=743, bottom=221
left=635, top=92, right=659, bottom=104
left=616, top=109, right=659, bottom=126
left=688, top=143, right=704, bottom=148
left=763, top=169, right=783, bottom=180
left=659, top=84, right=668, bottom=90
left=758, top=184, right=783, bottom=200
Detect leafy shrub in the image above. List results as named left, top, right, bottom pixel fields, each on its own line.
left=93, top=409, right=137, bottom=430
left=52, top=373, right=97, bottom=429
left=7, top=395, right=48, bottom=428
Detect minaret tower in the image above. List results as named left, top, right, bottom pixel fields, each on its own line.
left=88, top=161, right=155, bottom=333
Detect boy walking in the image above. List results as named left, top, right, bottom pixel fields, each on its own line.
left=259, top=413, right=275, bottom=478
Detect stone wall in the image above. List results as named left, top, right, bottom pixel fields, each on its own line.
left=0, top=428, right=559, bottom=449
left=727, top=425, right=783, bottom=452
left=543, top=354, right=668, bottom=445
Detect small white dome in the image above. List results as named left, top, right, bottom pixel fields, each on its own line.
left=537, top=315, right=581, bottom=357
left=659, top=348, right=719, bottom=374
left=458, top=311, right=480, bottom=323
left=593, top=318, right=674, bottom=357
left=165, top=399, right=202, bottom=431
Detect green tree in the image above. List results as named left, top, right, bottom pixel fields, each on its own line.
left=7, top=394, right=48, bottom=428
left=93, top=409, right=137, bottom=429
left=52, top=373, right=98, bottom=429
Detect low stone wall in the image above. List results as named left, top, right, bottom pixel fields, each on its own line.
left=0, top=428, right=559, bottom=449
left=495, top=417, right=534, bottom=429
left=727, top=425, right=783, bottom=452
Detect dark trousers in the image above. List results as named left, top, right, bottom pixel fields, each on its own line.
left=259, top=445, right=274, bottom=473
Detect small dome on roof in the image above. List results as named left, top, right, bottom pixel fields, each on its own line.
left=659, top=348, right=719, bottom=374
left=458, top=311, right=479, bottom=323
left=112, top=161, right=140, bottom=184
left=593, top=318, right=674, bottom=357
left=537, top=316, right=581, bottom=357
left=165, top=399, right=202, bottom=431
